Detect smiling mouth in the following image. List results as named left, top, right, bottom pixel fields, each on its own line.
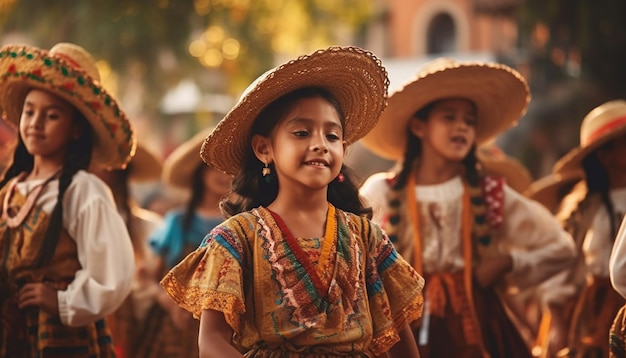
left=451, top=136, right=468, bottom=145
left=305, top=161, right=328, bottom=167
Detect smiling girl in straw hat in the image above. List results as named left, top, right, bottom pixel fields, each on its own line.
left=359, top=57, right=576, bottom=358
left=535, top=99, right=626, bottom=358
left=160, top=46, right=425, bottom=357
left=0, top=42, right=135, bottom=356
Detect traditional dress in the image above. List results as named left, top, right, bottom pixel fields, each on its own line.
left=161, top=204, right=424, bottom=357
left=360, top=173, right=576, bottom=358
left=0, top=171, right=134, bottom=357
left=566, top=188, right=626, bottom=357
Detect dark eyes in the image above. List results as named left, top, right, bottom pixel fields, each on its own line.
left=292, top=131, right=341, bottom=141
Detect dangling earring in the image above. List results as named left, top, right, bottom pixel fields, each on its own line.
left=336, top=172, right=345, bottom=183
left=262, top=162, right=271, bottom=183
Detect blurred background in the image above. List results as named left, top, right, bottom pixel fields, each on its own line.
left=1, top=0, right=625, bottom=206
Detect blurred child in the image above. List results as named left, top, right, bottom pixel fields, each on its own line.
left=0, top=42, right=135, bottom=356
left=92, top=144, right=164, bottom=358
left=359, top=58, right=576, bottom=358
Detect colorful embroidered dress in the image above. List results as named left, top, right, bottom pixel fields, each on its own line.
left=161, top=204, right=424, bottom=357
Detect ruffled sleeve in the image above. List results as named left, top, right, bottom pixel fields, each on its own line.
left=351, top=213, right=424, bottom=355
left=160, top=216, right=248, bottom=335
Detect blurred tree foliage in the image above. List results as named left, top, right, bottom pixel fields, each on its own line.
left=518, top=0, right=626, bottom=98
left=0, top=0, right=374, bottom=114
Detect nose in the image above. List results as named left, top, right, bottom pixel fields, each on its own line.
left=310, top=134, right=329, bottom=153
left=28, top=112, right=44, bottom=129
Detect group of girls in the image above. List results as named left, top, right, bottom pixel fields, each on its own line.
left=0, top=39, right=624, bottom=358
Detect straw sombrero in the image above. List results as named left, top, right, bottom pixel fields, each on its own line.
left=128, top=144, right=161, bottom=182
left=553, top=99, right=626, bottom=174
left=0, top=42, right=135, bottom=169
left=163, top=128, right=212, bottom=189
left=200, top=46, right=389, bottom=176
left=524, top=170, right=585, bottom=213
left=361, top=57, right=530, bottom=161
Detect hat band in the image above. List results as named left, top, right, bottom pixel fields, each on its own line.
left=583, top=114, right=626, bottom=147
left=52, top=53, right=83, bottom=71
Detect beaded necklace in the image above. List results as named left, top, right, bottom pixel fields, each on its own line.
left=2, top=171, right=60, bottom=229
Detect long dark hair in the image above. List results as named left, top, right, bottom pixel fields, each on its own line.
left=582, top=144, right=617, bottom=237
left=393, top=99, right=480, bottom=190
left=1, top=99, right=93, bottom=267
left=182, top=163, right=207, bottom=234
left=220, top=86, right=370, bottom=218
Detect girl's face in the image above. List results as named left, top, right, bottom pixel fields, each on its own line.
left=19, top=89, right=81, bottom=164
left=411, top=98, right=477, bottom=163
left=597, top=134, right=626, bottom=179
left=203, top=166, right=232, bottom=197
left=254, top=96, right=346, bottom=191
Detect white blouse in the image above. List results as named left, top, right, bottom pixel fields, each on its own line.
left=16, top=170, right=134, bottom=327
left=584, top=188, right=626, bottom=277
left=610, top=215, right=626, bottom=299
left=360, top=173, right=576, bottom=289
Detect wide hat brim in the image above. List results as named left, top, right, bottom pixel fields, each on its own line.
left=553, top=101, right=626, bottom=174
left=200, top=46, right=389, bottom=176
left=128, top=145, right=162, bottom=182
left=524, top=170, right=585, bottom=212
left=0, top=45, right=135, bottom=169
left=163, top=128, right=212, bottom=188
left=361, top=61, right=530, bottom=161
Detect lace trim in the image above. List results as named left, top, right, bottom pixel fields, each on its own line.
left=370, top=293, right=425, bottom=356
left=160, top=271, right=245, bottom=334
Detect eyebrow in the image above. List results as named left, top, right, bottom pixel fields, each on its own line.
left=23, top=101, right=69, bottom=112
left=286, top=117, right=343, bottom=130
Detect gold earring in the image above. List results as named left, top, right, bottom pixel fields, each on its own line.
left=262, top=162, right=271, bottom=177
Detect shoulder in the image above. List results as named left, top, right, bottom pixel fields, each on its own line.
left=338, top=209, right=382, bottom=236
left=64, top=170, right=115, bottom=208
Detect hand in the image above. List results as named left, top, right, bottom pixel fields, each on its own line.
left=473, top=254, right=513, bottom=288
left=17, top=282, right=59, bottom=316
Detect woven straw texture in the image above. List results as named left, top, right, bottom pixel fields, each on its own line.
left=200, top=46, right=389, bottom=176
left=361, top=58, right=530, bottom=161
left=0, top=43, right=135, bottom=169
left=163, top=128, right=212, bottom=188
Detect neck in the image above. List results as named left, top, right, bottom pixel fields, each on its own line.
left=269, top=187, right=328, bottom=215
left=414, top=153, right=462, bottom=185
left=195, top=192, right=223, bottom=217
left=29, top=157, right=64, bottom=180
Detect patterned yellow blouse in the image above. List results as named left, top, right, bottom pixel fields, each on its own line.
left=161, top=204, right=424, bottom=357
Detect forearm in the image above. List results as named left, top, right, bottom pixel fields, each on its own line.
left=387, top=324, right=420, bottom=358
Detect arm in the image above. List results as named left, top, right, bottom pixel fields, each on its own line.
left=199, top=309, right=243, bottom=358
left=611, top=216, right=626, bottom=298
left=386, top=323, right=421, bottom=358
left=59, top=192, right=135, bottom=326
left=499, top=186, right=577, bottom=289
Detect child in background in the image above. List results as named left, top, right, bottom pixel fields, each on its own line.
left=359, top=58, right=576, bottom=358
left=0, top=42, right=135, bottom=356
left=92, top=144, right=164, bottom=358
left=547, top=99, right=626, bottom=357
left=161, top=46, right=424, bottom=357
left=141, top=128, right=231, bottom=357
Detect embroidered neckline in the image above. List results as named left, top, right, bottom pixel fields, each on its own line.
left=267, top=204, right=337, bottom=299
left=2, top=171, right=60, bottom=228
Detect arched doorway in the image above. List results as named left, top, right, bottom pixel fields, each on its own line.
left=426, top=12, right=456, bottom=54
